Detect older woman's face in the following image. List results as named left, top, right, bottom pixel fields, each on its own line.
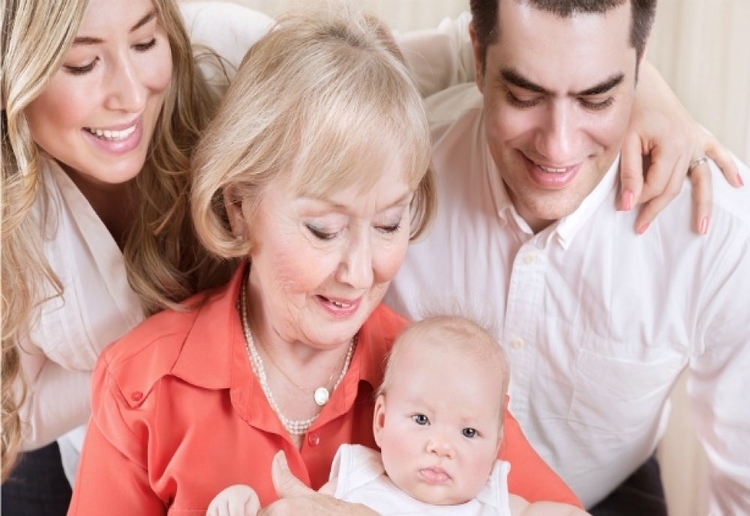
left=243, top=164, right=414, bottom=350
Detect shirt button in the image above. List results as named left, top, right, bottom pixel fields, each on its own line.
left=307, top=433, right=320, bottom=447
left=510, top=338, right=525, bottom=350
left=523, top=253, right=536, bottom=265
left=131, top=391, right=143, bottom=401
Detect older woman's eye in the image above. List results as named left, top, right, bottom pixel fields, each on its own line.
left=412, top=413, right=429, bottom=426
left=377, top=221, right=401, bottom=234
left=462, top=427, right=477, bottom=438
left=305, top=223, right=336, bottom=241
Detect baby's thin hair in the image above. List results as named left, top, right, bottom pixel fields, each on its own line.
left=379, top=312, right=509, bottom=401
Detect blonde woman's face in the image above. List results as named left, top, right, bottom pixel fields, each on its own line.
left=241, top=164, right=413, bottom=352
left=25, top=0, right=172, bottom=189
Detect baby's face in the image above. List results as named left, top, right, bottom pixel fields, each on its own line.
left=373, top=337, right=504, bottom=505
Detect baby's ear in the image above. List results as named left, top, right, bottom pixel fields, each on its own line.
left=372, top=394, right=387, bottom=446
left=495, top=426, right=504, bottom=456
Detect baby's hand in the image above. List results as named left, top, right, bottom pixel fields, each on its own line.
left=207, top=484, right=261, bottom=516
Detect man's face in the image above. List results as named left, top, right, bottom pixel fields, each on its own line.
left=472, top=0, right=638, bottom=232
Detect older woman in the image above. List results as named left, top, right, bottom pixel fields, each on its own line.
left=67, top=6, right=581, bottom=515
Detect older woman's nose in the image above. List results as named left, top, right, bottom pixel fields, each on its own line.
left=336, top=233, right=374, bottom=289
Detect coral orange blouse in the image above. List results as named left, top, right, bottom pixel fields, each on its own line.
left=68, top=264, right=580, bottom=515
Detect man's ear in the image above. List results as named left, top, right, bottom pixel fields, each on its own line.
left=469, top=22, right=485, bottom=94
left=372, top=394, right=387, bottom=447
left=223, top=184, right=247, bottom=239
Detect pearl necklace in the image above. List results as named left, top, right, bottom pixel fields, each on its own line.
left=239, top=280, right=356, bottom=436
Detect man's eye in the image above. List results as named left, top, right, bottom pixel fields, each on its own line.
left=506, top=91, right=541, bottom=109
left=462, top=428, right=477, bottom=438
left=412, top=414, right=429, bottom=426
left=579, top=97, right=615, bottom=111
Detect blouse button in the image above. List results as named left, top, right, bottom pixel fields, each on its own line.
left=307, top=433, right=321, bottom=447
left=131, top=391, right=144, bottom=401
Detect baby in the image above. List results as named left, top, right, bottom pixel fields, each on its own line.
left=208, top=315, right=588, bottom=515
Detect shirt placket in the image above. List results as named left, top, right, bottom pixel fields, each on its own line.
left=504, top=239, right=547, bottom=420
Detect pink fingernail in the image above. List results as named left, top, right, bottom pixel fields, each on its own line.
left=637, top=222, right=650, bottom=234
left=738, top=174, right=745, bottom=187
left=621, top=189, right=634, bottom=211
left=700, top=216, right=709, bottom=235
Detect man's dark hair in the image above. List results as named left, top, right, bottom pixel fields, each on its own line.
left=470, top=0, right=657, bottom=76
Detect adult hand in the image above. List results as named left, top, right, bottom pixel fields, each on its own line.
left=618, top=60, right=742, bottom=235
left=258, top=452, right=378, bottom=516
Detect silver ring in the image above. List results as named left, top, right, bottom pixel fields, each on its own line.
left=688, top=156, right=709, bottom=172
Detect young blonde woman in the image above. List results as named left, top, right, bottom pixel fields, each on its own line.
left=1, top=0, right=272, bottom=513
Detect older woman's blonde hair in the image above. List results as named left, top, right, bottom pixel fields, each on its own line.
left=191, top=4, right=435, bottom=259
left=1, top=0, right=230, bottom=480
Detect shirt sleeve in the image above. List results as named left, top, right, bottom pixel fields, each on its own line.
left=500, top=407, right=583, bottom=508
left=180, top=0, right=274, bottom=87
left=394, top=12, right=475, bottom=98
left=686, top=198, right=750, bottom=513
left=18, top=345, right=92, bottom=450
left=68, top=354, right=165, bottom=516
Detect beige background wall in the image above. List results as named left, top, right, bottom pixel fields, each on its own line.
left=182, top=1, right=750, bottom=514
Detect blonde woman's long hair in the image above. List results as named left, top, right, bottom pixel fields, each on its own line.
left=1, top=0, right=231, bottom=481
left=191, top=4, right=435, bottom=260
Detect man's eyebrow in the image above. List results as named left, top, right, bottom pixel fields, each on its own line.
left=500, top=68, right=625, bottom=96
left=575, top=73, right=625, bottom=96
left=500, top=68, right=549, bottom=95
left=72, top=11, right=156, bottom=46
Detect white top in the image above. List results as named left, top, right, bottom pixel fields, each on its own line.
left=332, top=444, right=512, bottom=515
left=19, top=159, right=144, bottom=448
left=384, top=84, right=750, bottom=513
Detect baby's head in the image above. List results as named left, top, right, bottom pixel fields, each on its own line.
left=373, top=315, right=509, bottom=506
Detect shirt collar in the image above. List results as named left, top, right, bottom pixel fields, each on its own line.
left=170, top=262, right=247, bottom=390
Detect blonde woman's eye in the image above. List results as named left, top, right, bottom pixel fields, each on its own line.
left=64, top=59, right=98, bottom=75
left=134, top=39, right=157, bottom=52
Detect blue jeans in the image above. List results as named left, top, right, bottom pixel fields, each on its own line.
left=1, top=441, right=72, bottom=516
left=589, top=455, right=668, bottom=516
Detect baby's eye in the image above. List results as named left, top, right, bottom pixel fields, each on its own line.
left=412, top=414, right=429, bottom=426
left=462, top=428, right=477, bottom=438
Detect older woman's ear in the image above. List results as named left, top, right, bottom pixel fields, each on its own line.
left=223, top=184, right=247, bottom=240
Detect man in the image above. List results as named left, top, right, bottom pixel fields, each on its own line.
left=385, top=0, right=750, bottom=514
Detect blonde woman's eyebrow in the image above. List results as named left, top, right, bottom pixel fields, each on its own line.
left=72, top=10, right=156, bottom=46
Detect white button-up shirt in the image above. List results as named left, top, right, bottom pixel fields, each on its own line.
left=385, top=83, right=750, bottom=512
